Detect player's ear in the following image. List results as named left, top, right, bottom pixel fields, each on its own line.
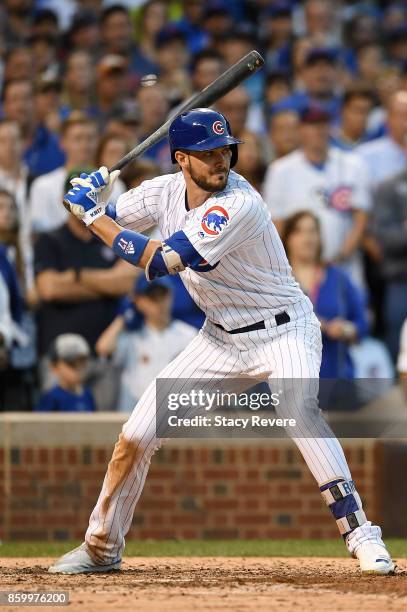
left=174, top=150, right=188, bottom=168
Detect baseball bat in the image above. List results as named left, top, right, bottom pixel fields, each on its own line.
left=109, top=50, right=265, bottom=173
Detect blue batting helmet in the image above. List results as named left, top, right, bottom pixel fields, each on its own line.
left=168, top=108, right=242, bottom=167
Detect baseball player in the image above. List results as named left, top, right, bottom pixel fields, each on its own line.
left=49, top=108, right=393, bottom=575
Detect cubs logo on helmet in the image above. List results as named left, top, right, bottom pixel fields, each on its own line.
left=212, top=120, right=225, bottom=135
left=201, top=206, right=229, bottom=236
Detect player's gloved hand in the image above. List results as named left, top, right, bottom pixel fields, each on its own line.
left=63, top=166, right=120, bottom=226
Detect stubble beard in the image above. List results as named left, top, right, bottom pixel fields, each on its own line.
left=188, top=158, right=229, bottom=193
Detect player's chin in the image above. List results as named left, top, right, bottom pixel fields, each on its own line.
left=211, top=174, right=228, bottom=190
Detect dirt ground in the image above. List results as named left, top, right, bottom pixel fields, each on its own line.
left=1, top=557, right=407, bottom=612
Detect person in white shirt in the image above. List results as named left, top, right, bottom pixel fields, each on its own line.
left=263, top=106, right=371, bottom=286
left=357, top=91, right=407, bottom=188
left=29, top=112, right=125, bottom=233
left=397, top=319, right=407, bottom=401
left=96, top=275, right=197, bottom=411
left=0, top=120, right=32, bottom=289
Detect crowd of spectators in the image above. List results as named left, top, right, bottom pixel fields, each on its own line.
left=0, top=0, right=406, bottom=411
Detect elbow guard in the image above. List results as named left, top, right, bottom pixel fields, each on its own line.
left=145, top=243, right=186, bottom=281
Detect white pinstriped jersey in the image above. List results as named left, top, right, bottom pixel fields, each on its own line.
left=115, top=170, right=309, bottom=330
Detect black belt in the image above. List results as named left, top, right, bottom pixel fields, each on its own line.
left=213, top=311, right=290, bottom=334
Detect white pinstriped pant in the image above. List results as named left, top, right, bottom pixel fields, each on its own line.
left=85, top=301, right=353, bottom=562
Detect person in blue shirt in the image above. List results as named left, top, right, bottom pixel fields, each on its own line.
left=330, top=87, right=377, bottom=151
left=36, top=334, right=96, bottom=412
left=282, top=210, right=368, bottom=379
left=279, top=47, right=342, bottom=123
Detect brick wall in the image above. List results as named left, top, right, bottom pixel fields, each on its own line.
left=0, top=413, right=380, bottom=541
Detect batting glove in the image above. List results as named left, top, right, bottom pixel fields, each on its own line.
left=64, top=166, right=120, bottom=226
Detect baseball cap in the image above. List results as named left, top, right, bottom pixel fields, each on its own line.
left=49, top=334, right=91, bottom=364
left=304, top=47, right=339, bottom=66
left=300, top=105, right=331, bottom=123
left=134, top=275, right=173, bottom=297
left=97, top=54, right=126, bottom=77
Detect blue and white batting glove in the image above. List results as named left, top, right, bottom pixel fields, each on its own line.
left=64, top=166, right=120, bottom=226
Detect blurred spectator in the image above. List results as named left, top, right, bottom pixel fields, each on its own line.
left=265, top=71, right=292, bottom=110
left=343, top=13, right=378, bottom=51
left=96, top=276, right=197, bottom=411
left=234, top=132, right=267, bottom=192
left=31, top=8, right=59, bottom=39
left=3, top=46, right=32, bottom=82
left=0, top=215, right=34, bottom=411
left=355, top=42, right=385, bottom=85
left=66, top=10, right=99, bottom=53
left=134, top=0, right=167, bottom=76
left=190, top=49, right=225, bottom=92
left=2, top=79, right=64, bottom=176
left=36, top=334, right=96, bottom=412
left=0, top=192, right=24, bottom=322
left=174, top=0, right=208, bottom=54
left=94, top=133, right=127, bottom=199
left=61, top=51, right=94, bottom=115
left=0, top=188, right=26, bottom=291
left=267, top=108, right=300, bottom=161
left=34, top=212, right=118, bottom=356
left=331, top=86, right=376, bottom=150
left=261, top=3, right=293, bottom=72
left=283, top=210, right=368, bottom=378
left=0, top=120, right=30, bottom=263
left=372, top=170, right=407, bottom=362
left=397, top=319, right=407, bottom=399
left=28, top=33, right=59, bottom=77
left=34, top=205, right=135, bottom=409
left=357, top=91, right=407, bottom=187
left=34, top=76, right=62, bottom=135
left=120, top=159, right=160, bottom=191
left=30, top=113, right=98, bottom=233
left=284, top=47, right=342, bottom=120
left=135, top=83, right=171, bottom=171
left=216, top=28, right=264, bottom=104
left=216, top=87, right=251, bottom=138
left=105, top=110, right=139, bottom=146
left=202, top=7, right=234, bottom=44
left=2, top=0, right=33, bottom=50
left=302, top=0, right=339, bottom=46
left=100, top=4, right=144, bottom=77
left=95, top=133, right=128, bottom=172
left=155, top=28, right=191, bottom=106
left=95, top=55, right=131, bottom=125
left=264, top=107, right=371, bottom=286
left=386, top=25, right=407, bottom=67
left=358, top=91, right=407, bottom=337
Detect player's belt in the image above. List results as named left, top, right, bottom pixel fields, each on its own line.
left=213, top=311, right=290, bottom=334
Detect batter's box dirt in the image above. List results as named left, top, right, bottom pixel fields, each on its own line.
left=1, top=558, right=406, bottom=612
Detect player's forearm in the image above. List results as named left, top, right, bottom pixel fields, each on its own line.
left=90, top=216, right=161, bottom=269
left=338, top=211, right=368, bottom=260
